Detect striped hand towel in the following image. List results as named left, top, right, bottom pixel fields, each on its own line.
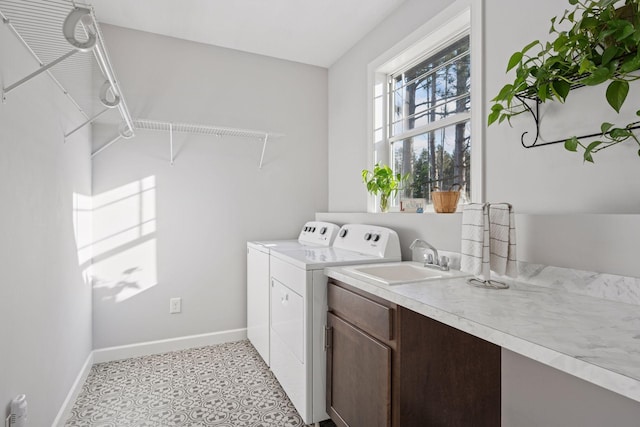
left=489, top=203, right=517, bottom=277
left=460, top=203, right=490, bottom=280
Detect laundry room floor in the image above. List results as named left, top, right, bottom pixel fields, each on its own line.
left=65, top=340, right=336, bottom=426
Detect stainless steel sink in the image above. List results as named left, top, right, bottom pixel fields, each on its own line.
left=343, top=262, right=469, bottom=285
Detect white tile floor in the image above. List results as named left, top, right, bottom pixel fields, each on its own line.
left=65, top=340, right=335, bottom=426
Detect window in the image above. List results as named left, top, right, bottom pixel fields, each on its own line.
left=390, top=35, right=471, bottom=205
left=370, top=4, right=476, bottom=212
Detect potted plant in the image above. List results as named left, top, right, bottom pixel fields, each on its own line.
left=488, top=0, right=640, bottom=162
left=362, top=163, right=409, bottom=212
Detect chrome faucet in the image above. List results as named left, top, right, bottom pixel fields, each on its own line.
left=409, top=239, right=449, bottom=271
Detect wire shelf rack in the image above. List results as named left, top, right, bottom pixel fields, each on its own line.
left=0, top=0, right=134, bottom=141
left=127, top=118, right=283, bottom=168
left=133, top=119, right=282, bottom=140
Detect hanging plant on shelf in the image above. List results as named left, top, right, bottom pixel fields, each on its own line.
left=361, top=163, right=409, bottom=212
left=488, top=0, right=640, bottom=162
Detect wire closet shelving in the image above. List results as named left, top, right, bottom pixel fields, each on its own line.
left=128, top=119, right=283, bottom=168
left=0, top=0, right=135, bottom=143
left=1, top=0, right=284, bottom=168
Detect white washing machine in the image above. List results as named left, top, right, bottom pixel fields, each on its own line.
left=268, top=224, right=401, bottom=425
left=247, top=221, right=340, bottom=366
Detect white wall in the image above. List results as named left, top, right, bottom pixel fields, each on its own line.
left=328, top=0, right=454, bottom=212
left=0, top=23, right=93, bottom=426
left=326, top=0, right=640, bottom=424
left=91, top=26, right=328, bottom=348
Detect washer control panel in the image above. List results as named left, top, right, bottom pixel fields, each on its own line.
left=333, top=224, right=401, bottom=259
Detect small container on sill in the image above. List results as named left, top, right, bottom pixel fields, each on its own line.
left=431, top=184, right=461, bottom=213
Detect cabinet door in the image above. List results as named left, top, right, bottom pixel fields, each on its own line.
left=397, top=306, right=501, bottom=427
left=326, top=312, right=391, bottom=427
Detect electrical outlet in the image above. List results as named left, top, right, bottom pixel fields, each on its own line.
left=170, top=297, right=181, bottom=314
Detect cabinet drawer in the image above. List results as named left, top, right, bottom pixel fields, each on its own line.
left=328, top=283, right=393, bottom=342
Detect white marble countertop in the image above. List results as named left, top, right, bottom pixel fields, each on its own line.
left=324, top=264, right=640, bottom=403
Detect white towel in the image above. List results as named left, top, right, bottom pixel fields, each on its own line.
left=489, top=203, right=517, bottom=278
left=460, top=203, right=490, bottom=280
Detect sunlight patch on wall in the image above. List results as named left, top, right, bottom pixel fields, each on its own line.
left=90, top=176, right=158, bottom=302
left=92, top=176, right=156, bottom=257
left=92, top=239, right=158, bottom=303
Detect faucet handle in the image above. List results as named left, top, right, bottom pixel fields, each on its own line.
left=425, top=253, right=434, bottom=265
left=439, top=256, right=449, bottom=269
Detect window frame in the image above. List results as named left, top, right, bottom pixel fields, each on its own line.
left=366, top=0, right=483, bottom=213
left=387, top=35, right=471, bottom=145
left=389, top=33, right=471, bottom=204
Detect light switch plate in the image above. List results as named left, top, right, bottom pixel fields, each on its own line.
left=170, top=297, right=181, bottom=314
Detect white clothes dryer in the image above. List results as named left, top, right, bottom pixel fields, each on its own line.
left=246, top=221, right=340, bottom=365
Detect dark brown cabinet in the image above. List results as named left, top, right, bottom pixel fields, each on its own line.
left=326, top=280, right=501, bottom=427
left=326, top=313, right=391, bottom=427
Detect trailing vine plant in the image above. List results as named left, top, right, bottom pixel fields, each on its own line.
left=489, top=0, right=640, bottom=162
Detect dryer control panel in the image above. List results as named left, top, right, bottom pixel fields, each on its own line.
left=297, top=221, right=340, bottom=246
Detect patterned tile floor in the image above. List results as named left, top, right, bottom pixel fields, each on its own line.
left=66, top=340, right=336, bottom=426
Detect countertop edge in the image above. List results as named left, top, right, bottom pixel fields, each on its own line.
left=325, top=268, right=640, bottom=403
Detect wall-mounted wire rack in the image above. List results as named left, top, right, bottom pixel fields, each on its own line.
left=0, top=0, right=134, bottom=142
left=515, top=79, right=640, bottom=149
left=93, top=118, right=283, bottom=168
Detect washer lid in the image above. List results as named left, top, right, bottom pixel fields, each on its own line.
left=251, top=239, right=304, bottom=252
left=270, top=247, right=400, bottom=270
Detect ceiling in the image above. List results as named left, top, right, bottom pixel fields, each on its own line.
left=88, top=0, right=406, bottom=68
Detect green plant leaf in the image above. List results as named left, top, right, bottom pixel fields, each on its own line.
left=564, top=136, right=579, bottom=152
left=580, top=16, right=599, bottom=29
left=553, top=34, right=569, bottom=51
left=582, top=140, right=603, bottom=163
left=601, top=46, right=619, bottom=65
left=606, top=80, right=629, bottom=113
left=600, top=0, right=617, bottom=7
left=488, top=110, right=500, bottom=126
left=619, top=56, right=640, bottom=73
left=600, top=28, right=617, bottom=41
left=601, top=122, right=614, bottom=133
left=583, top=67, right=612, bottom=85
left=493, top=84, right=514, bottom=101
left=579, top=58, right=595, bottom=73
left=585, top=140, right=602, bottom=154
left=552, top=80, right=571, bottom=101
left=538, top=84, right=548, bottom=101
left=610, top=127, right=632, bottom=139
left=522, top=39, right=540, bottom=55
left=615, top=22, right=635, bottom=41
left=507, top=52, right=523, bottom=72
left=583, top=151, right=594, bottom=163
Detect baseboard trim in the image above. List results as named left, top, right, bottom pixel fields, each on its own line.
left=52, top=351, right=94, bottom=427
left=92, top=328, right=248, bottom=363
